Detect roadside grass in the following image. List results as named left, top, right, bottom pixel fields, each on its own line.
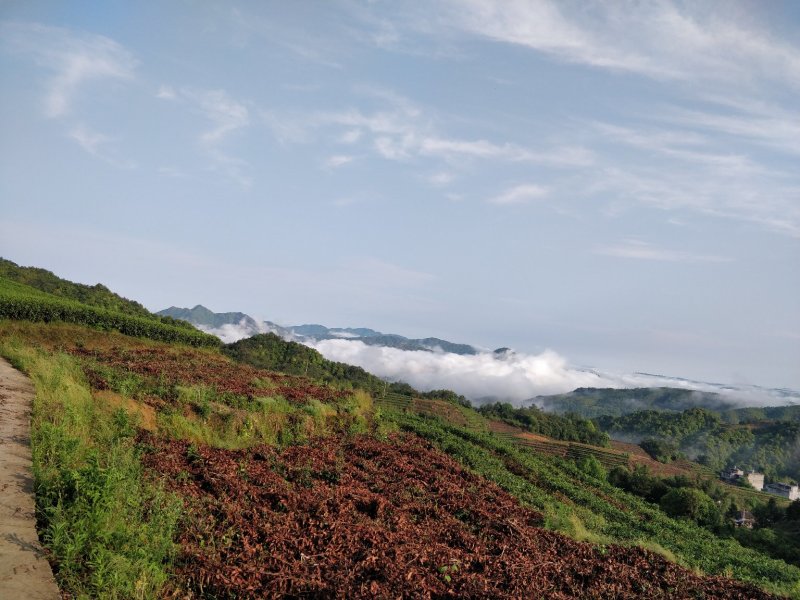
left=0, top=337, right=181, bottom=599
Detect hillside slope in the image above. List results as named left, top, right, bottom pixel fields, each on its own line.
left=1, top=264, right=798, bottom=598
left=1, top=321, right=797, bottom=597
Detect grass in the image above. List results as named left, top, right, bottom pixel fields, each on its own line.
left=0, top=337, right=181, bottom=599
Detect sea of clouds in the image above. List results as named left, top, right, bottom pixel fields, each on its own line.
left=199, top=322, right=798, bottom=407
left=305, top=339, right=798, bottom=407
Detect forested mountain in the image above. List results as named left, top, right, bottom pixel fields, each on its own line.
left=596, top=408, right=800, bottom=481
left=533, top=387, right=741, bottom=418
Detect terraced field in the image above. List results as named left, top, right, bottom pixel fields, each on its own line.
left=386, top=399, right=633, bottom=471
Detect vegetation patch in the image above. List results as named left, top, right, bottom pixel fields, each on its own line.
left=0, top=338, right=181, bottom=599
left=142, top=432, right=776, bottom=599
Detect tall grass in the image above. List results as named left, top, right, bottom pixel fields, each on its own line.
left=0, top=338, right=181, bottom=599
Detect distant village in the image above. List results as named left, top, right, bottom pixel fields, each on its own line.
left=721, top=466, right=799, bottom=500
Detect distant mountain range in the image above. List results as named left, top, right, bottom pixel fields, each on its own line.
left=157, top=305, right=480, bottom=355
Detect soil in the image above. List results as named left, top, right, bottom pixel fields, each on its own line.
left=0, top=358, right=59, bottom=599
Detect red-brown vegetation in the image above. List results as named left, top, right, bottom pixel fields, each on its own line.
left=142, top=433, right=776, bottom=599
left=69, top=346, right=344, bottom=403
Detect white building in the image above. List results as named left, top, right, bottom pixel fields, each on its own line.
left=764, top=482, right=800, bottom=501
left=721, top=466, right=764, bottom=491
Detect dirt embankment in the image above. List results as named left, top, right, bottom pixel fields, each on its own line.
left=0, top=358, right=59, bottom=599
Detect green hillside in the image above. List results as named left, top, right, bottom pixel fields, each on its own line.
left=0, top=275, right=219, bottom=348
left=0, top=257, right=196, bottom=330
left=535, top=386, right=739, bottom=418
left=596, top=407, right=800, bottom=481
left=1, top=264, right=799, bottom=598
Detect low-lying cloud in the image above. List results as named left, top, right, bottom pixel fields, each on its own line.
left=305, top=338, right=798, bottom=407
left=197, top=319, right=275, bottom=344
left=195, top=323, right=798, bottom=407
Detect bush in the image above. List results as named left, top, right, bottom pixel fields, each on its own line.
left=660, top=488, right=722, bottom=529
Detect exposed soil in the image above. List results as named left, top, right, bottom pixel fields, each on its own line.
left=142, top=432, right=778, bottom=599
left=0, top=358, right=59, bottom=599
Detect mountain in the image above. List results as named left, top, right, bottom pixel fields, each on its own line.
left=157, top=304, right=290, bottom=342
left=530, top=387, right=741, bottom=419
left=307, top=331, right=478, bottom=355
left=290, top=324, right=382, bottom=338
left=529, top=382, right=799, bottom=419
left=158, top=305, right=479, bottom=354
left=159, top=305, right=256, bottom=330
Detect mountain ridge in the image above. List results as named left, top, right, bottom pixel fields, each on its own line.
left=157, top=304, right=480, bottom=354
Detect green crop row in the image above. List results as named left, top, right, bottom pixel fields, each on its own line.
left=0, top=278, right=219, bottom=348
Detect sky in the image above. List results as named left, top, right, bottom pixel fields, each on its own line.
left=1, top=1, right=799, bottom=391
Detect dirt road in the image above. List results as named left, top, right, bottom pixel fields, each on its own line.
left=0, top=357, right=59, bottom=599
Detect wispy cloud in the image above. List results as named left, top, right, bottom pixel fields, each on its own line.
left=156, top=84, right=177, bottom=100
left=428, top=171, right=455, bottom=186
left=489, top=183, right=548, bottom=205
left=262, top=89, right=594, bottom=171
left=660, top=98, right=800, bottom=157
left=159, top=87, right=251, bottom=187
left=439, top=1, right=800, bottom=88
left=2, top=21, right=137, bottom=118
left=596, top=239, right=731, bottom=263
left=346, top=257, right=435, bottom=287
left=68, top=124, right=136, bottom=168
left=324, top=154, right=355, bottom=169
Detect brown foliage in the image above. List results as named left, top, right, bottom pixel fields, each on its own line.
left=69, top=346, right=344, bottom=403
left=141, top=433, right=776, bottom=599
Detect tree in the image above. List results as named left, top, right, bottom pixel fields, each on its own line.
left=577, top=456, right=606, bottom=480
left=660, top=487, right=721, bottom=528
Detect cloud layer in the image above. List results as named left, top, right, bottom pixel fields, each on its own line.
left=305, top=338, right=798, bottom=406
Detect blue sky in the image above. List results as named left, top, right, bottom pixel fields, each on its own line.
left=1, top=1, right=799, bottom=390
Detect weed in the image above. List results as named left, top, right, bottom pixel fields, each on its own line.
left=0, top=339, right=181, bottom=599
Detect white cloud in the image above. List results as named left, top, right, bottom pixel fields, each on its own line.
left=309, top=339, right=605, bottom=400
left=68, top=124, right=136, bottom=168
left=441, top=1, right=800, bottom=88
left=161, top=87, right=251, bottom=187
left=305, top=338, right=797, bottom=405
left=660, top=98, right=800, bottom=157
left=595, top=239, right=731, bottom=263
left=2, top=22, right=137, bottom=118
left=156, top=85, right=177, bottom=100
left=340, top=129, right=362, bottom=144
left=324, top=154, right=355, bottom=168
left=489, top=183, right=548, bottom=205
left=428, top=171, right=455, bottom=186
left=187, top=88, right=250, bottom=145
left=263, top=92, right=594, bottom=173
left=69, top=124, right=109, bottom=156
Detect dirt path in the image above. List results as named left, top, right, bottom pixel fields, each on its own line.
left=0, top=357, right=60, bottom=599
